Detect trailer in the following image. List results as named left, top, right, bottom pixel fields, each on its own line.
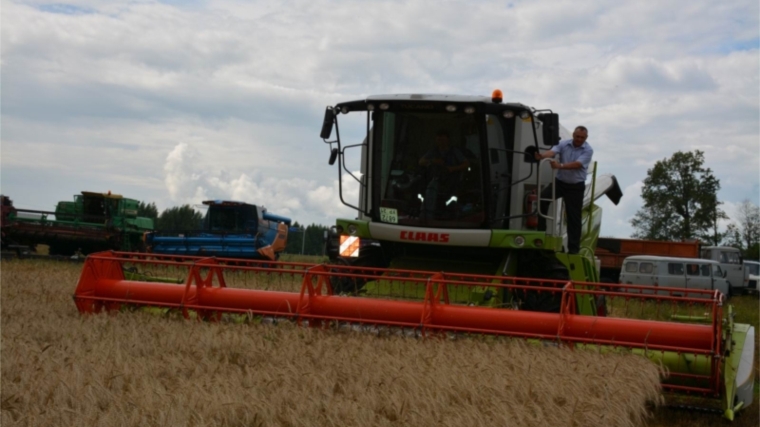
left=595, top=237, right=701, bottom=283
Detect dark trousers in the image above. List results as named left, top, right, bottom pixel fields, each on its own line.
left=538, top=179, right=585, bottom=254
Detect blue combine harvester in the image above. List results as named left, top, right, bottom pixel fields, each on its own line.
left=145, top=200, right=291, bottom=260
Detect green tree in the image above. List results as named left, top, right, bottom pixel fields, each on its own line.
left=284, top=222, right=329, bottom=255
left=735, top=199, right=760, bottom=253
left=746, top=243, right=760, bottom=261
left=723, top=223, right=743, bottom=249
left=703, top=201, right=729, bottom=246
left=722, top=199, right=760, bottom=258
left=631, top=150, right=724, bottom=241
left=137, top=201, right=158, bottom=220
left=304, top=224, right=330, bottom=256
left=157, top=205, right=203, bottom=230
left=285, top=221, right=303, bottom=254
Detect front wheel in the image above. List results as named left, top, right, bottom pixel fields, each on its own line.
left=520, top=268, right=567, bottom=313
left=327, top=257, right=367, bottom=295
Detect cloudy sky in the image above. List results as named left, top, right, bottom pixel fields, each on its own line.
left=2, top=0, right=758, bottom=237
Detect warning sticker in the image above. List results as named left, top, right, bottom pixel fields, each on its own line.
left=340, top=235, right=360, bottom=257
left=379, top=207, right=398, bottom=224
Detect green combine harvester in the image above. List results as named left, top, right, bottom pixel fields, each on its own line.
left=1, top=191, right=154, bottom=256
left=316, top=90, right=756, bottom=419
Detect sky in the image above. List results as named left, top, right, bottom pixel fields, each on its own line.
left=1, top=0, right=758, bottom=238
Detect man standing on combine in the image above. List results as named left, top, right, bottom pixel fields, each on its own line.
left=534, top=126, right=593, bottom=254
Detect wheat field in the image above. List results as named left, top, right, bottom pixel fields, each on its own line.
left=0, top=258, right=673, bottom=427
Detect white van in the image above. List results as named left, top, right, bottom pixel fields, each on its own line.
left=745, top=260, right=759, bottom=293
left=619, top=255, right=731, bottom=297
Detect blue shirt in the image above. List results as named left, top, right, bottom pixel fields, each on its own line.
left=554, top=139, right=593, bottom=184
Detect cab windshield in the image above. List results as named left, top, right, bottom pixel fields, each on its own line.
left=206, top=205, right=257, bottom=232
left=373, top=110, right=511, bottom=228
left=747, top=262, right=760, bottom=275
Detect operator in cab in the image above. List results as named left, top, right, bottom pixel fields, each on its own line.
left=418, top=130, right=470, bottom=219
left=533, top=126, right=593, bottom=254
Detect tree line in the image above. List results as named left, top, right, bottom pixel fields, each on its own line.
left=631, top=150, right=759, bottom=259
left=135, top=203, right=204, bottom=231
left=284, top=223, right=331, bottom=256
left=135, top=203, right=329, bottom=255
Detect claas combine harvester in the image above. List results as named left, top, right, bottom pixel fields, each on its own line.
left=72, top=91, right=755, bottom=420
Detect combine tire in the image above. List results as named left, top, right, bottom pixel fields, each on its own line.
left=328, top=257, right=367, bottom=295
left=520, top=269, right=567, bottom=313
left=522, top=288, right=562, bottom=313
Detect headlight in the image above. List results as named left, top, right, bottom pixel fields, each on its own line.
left=514, top=236, right=525, bottom=247
left=503, top=111, right=515, bottom=119
left=348, top=224, right=358, bottom=235
left=446, top=105, right=457, bottom=112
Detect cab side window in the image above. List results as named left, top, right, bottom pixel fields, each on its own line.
left=724, top=251, right=741, bottom=264
left=748, top=263, right=760, bottom=275
left=668, top=263, right=684, bottom=275
left=700, top=264, right=711, bottom=277
left=686, top=263, right=700, bottom=276
left=639, top=262, right=653, bottom=274
left=625, top=262, right=638, bottom=273
left=713, top=265, right=724, bottom=277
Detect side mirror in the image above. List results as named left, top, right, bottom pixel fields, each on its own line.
left=320, top=107, right=335, bottom=139
left=537, top=113, right=560, bottom=146
left=524, top=146, right=539, bottom=163
left=328, top=148, right=338, bottom=165
left=605, top=176, right=623, bottom=206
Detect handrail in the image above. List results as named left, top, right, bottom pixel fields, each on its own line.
left=536, top=158, right=558, bottom=234
left=585, top=161, right=598, bottom=237
left=536, top=158, right=556, bottom=220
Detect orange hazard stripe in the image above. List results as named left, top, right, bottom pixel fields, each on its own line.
left=339, top=235, right=360, bottom=257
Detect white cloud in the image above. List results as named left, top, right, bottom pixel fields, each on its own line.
left=159, top=141, right=359, bottom=224
left=1, top=0, right=758, bottom=237
left=599, top=181, right=644, bottom=238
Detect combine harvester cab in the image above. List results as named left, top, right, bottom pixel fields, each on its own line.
left=72, top=90, right=755, bottom=420
left=145, top=200, right=291, bottom=261
left=319, top=90, right=622, bottom=309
